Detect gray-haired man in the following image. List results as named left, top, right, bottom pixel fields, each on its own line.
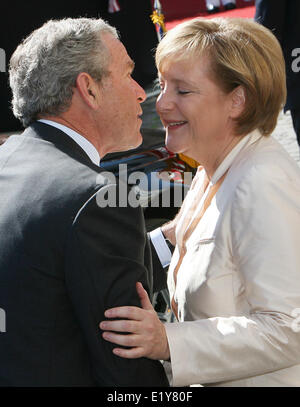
left=0, top=18, right=168, bottom=386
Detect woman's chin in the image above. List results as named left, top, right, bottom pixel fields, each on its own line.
left=165, top=138, right=184, bottom=154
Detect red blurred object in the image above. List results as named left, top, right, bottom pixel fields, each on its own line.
left=155, top=0, right=255, bottom=21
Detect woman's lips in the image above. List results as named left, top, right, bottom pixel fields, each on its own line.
left=166, top=120, right=188, bottom=130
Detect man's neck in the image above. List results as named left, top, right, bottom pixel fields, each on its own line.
left=38, top=118, right=101, bottom=166
left=39, top=114, right=102, bottom=156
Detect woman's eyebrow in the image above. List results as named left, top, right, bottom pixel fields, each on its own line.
left=173, top=78, right=201, bottom=89
left=159, top=74, right=198, bottom=87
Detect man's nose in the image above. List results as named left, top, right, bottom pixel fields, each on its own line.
left=134, top=80, right=147, bottom=103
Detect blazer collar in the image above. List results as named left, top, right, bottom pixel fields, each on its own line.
left=23, top=121, right=101, bottom=170
left=37, top=119, right=100, bottom=166
left=211, top=129, right=263, bottom=184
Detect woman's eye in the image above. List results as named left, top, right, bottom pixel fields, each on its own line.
left=178, top=90, right=190, bottom=95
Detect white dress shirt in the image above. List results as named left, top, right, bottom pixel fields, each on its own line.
left=38, top=119, right=101, bottom=166
left=149, top=228, right=172, bottom=268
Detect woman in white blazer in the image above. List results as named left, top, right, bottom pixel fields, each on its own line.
left=100, top=18, right=300, bottom=386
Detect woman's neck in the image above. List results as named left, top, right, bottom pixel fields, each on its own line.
left=200, top=134, right=244, bottom=180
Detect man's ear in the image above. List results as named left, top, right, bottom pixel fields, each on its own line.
left=230, top=86, right=246, bottom=118
left=75, top=72, right=101, bottom=110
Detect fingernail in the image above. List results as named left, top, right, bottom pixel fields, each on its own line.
left=104, top=310, right=112, bottom=317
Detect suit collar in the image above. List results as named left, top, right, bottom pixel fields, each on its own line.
left=24, top=121, right=101, bottom=170
left=37, top=119, right=100, bottom=166
left=211, top=129, right=263, bottom=184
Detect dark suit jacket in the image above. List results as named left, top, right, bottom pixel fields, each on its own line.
left=0, top=121, right=168, bottom=386
left=255, top=0, right=300, bottom=110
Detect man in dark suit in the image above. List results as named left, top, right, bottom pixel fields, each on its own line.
left=0, top=17, right=168, bottom=386
left=255, top=0, right=300, bottom=147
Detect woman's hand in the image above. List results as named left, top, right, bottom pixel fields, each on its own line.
left=99, top=282, right=170, bottom=361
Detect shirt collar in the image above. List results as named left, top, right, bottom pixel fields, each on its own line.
left=37, top=119, right=101, bottom=166
left=211, top=129, right=263, bottom=184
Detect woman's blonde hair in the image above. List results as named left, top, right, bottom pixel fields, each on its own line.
left=156, top=18, right=286, bottom=136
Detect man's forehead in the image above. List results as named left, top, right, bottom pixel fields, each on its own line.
left=103, top=33, right=133, bottom=69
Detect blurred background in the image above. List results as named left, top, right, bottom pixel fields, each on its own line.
left=0, top=0, right=255, bottom=132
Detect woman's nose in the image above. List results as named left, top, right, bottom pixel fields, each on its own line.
left=156, top=90, right=174, bottom=113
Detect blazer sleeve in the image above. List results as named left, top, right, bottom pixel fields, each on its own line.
left=64, top=183, right=169, bottom=386
left=164, top=162, right=300, bottom=386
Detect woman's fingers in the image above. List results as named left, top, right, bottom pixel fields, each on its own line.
left=99, top=319, right=139, bottom=333
left=136, top=282, right=153, bottom=311
left=103, top=283, right=155, bottom=321
left=104, top=305, right=144, bottom=320
left=102, top=331, right=140, bottom=348
left=112, top=346, right=146, bottom=359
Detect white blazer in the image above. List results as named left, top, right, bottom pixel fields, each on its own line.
left=164, top=130, right=300, bottom=387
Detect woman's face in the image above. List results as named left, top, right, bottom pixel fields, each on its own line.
left=156, top=54, right=236, bottom=163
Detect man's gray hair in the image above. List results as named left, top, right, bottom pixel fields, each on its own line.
left=9, top=18, right=118, bottom=127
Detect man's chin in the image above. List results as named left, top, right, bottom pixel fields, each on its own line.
left=133, top=132, right=143, bottom=148
left=126, top=133, right=142, bottom=151
left=112, top=133, right=143, bottom=153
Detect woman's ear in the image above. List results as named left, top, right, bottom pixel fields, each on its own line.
left=230, top=86, right=246, bottom=118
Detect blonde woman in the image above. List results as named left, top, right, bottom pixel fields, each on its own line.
left=100, top=18, right=300, bottom=387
